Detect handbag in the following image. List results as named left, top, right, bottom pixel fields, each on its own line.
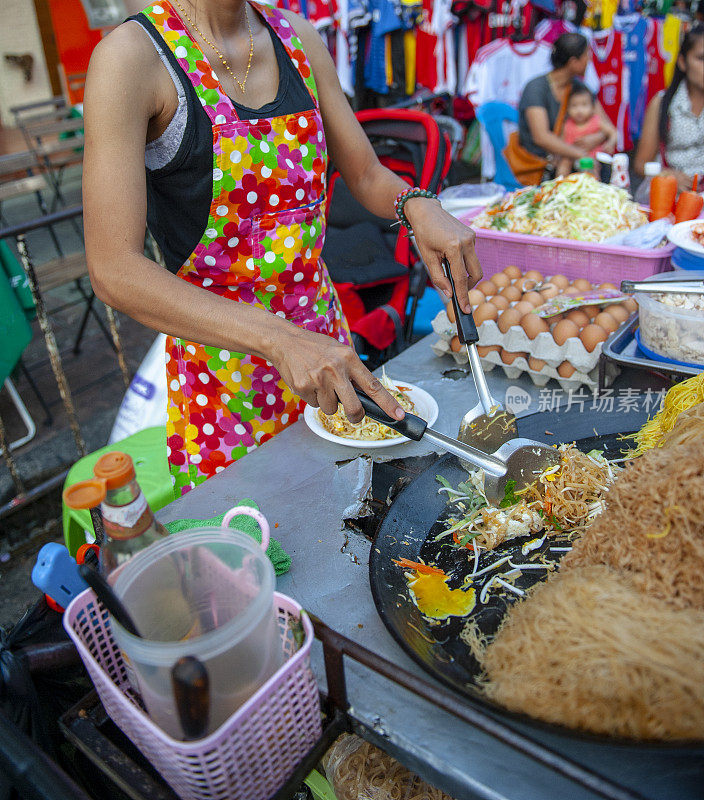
left=503, top=86, right=571, bottom=185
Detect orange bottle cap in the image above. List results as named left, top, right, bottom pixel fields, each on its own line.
left=93, top=451, right=135, bottom=489
left=63, top=479, right=107, bottom=509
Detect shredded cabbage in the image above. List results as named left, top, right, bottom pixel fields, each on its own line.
left=472, top=173, right=647, bottom=242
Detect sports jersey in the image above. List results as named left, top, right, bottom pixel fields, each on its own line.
left=662, top=13, right=682, bottom=86
left=591, top=27, right=631, bottom=151
left=465, top=38, right=552, bottom=177
left=614, top=13, right=649, bottom=139
left=646, top=17, right=668, bottom=105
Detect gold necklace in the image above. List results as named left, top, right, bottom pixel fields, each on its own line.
left=172, top=0, right=254, bottom=94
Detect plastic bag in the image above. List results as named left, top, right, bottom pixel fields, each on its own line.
left=603, top=218, right=672, bottom=249
left=0, top=597, right=90, bottom=800
left=439, top=182, right=504, bottom=215
left=322, top=733, right=455, bottom=800
left=109, top=333, right=167, bottom=443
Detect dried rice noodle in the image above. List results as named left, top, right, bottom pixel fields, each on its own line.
left=323, top=734, right=455, bottom=800
left=561, top=442, right=704, bottom=611
left=479, top=566, right=704, bottom=740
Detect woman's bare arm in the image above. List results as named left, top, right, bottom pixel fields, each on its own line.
left=82, top=24, right=403, bottom=422
left=287, top=12, right=481, bottom=310
left=634, top=95, right=661, bottom=177
left=524, top=106, right=586, bottom=161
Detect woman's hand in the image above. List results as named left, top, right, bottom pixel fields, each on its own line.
left=663, top=169, right=694, bottom=194
left=404, top=198, right=482, bottom=313
left=268, top=324, right=405, bottom=424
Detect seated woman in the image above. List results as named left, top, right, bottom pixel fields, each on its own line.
left=517, top=33, right=616, bottom=178
left=635, top=24, right=704, bottom=193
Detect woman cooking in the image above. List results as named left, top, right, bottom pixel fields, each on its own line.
left=83, top=0, right=481, bottom=496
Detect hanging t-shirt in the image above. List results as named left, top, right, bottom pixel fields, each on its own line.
left=465, top=38, right=553, bottom=176
left=613, top=13, right=649, bottom=140
left=662, top=13, right=682, bottom=86
left=591, top=27, right=631, bottom=151
left=646, top=17, right=668, bottom=105
left=364, top=0, right=403, bottom=94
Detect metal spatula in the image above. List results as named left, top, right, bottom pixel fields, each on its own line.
left=355, top=391, right=559, bottom=504
left=442, top=261, right=518, bottom=453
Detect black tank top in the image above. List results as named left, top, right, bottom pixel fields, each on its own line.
left=130, top=13, right=315, bottom=272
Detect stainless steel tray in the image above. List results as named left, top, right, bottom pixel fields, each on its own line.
left=600, top=313, right=701, bottom=388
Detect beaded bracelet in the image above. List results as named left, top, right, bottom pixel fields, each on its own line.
left=394, top=187, right=439, bottom=236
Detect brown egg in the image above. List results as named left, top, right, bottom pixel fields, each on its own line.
left=528, top=356, right=546, bottom=371
left=477, top=344, right=501, bottom=357
left=523, top=291, right=543, bottom=307
left=579, top=324, right=608, bottom=352
left=500, top=349, right=527, bottom=365
left=607, top=304, right=630, bottom=323
left=524, top=269, right=543, bottom=283
left=500, top=284, right=522, bottom=303
left=498, top=307, right=522, bottom=333
left=571, top=278, right=592, bottom=292
left=552, top=318, right=580, bottom=345
left=492, top=294, right=510, bottom=311
left=476, top=280, right=496, bottom=296
left=565, top=309, right=590, bottom=328
left=551, top=274, right=570, bottom=290
left=474, top=302, right=498, bottom=325
left=598, top=282, right=618, bottom=291
left=548, top=313, right=564, bottom=326
left=491, top=272, right=510, bottom=289
left=503, top=265, right=522, bottom=280
left=446, top=303, right=456, bottom=323
left=624, top=298, right=638, bottom=313
left=468, top=289, right=484, bottom=307
left=594, top=311, right=619, bottom=333
left=557, top=361, right=576, bottom=378
left=521, top=313, right=550, bottom=339
left=540, top=285, right=560, bottom=300
left=513, top=300, right=534, bottom=317
left=517, top=276, right=539, bottom=293
left=450, top=335, right=462, bottom=352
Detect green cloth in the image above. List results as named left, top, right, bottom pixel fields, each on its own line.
left=164, top=499, right=291, bottom=576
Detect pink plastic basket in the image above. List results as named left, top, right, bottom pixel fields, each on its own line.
left=64, top=588, right=321, bottom=800
left=459, top=208, right=674, bottom=284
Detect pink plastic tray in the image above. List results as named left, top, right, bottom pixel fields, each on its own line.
left=460, top=208, right=673, bottom=284
left=64, top=589, right=321, bottom=800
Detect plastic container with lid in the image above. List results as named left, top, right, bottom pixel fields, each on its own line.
left=636, top=271, right=704, bottom=367
left=110, top=508, right=283, bottom=739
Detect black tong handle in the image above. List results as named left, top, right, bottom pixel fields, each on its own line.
left=443, top=259, right=479, bottom=346
left=354, top=390, right=427, bottom=441
left=172, top=656, right=210, bottom=740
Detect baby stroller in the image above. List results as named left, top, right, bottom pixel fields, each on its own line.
left=322, top=109, right=452, bottom=367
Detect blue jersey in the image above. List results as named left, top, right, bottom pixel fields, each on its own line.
left=614, top=14, right=649, bottom=139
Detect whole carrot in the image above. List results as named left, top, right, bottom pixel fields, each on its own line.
left=650, top=173, right=678, bottom=221
left=674, top=174, right=704, bottom=223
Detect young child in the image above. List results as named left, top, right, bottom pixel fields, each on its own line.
left=558, top=85, right=615, bottom=175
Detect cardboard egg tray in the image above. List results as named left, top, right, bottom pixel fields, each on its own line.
left=431, top=309, right=613, bottom=390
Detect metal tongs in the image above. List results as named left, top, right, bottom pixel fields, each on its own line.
left=354, top=390, right=559, bottom=505
left=621, top=278, right=704, bottom=295
left=442, top=260, right=518, bottom=453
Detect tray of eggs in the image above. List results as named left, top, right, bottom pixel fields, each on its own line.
left=431, top=266, right=637, bottom=389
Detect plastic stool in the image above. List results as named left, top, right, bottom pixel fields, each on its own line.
left=63, top=426, right=172, bottom=556
left=475, top=102, right=523, bottom=191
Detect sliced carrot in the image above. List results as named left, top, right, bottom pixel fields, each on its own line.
left=393, top=558, right=446, bottom=575
left=452, top=531, right=475, bottom=550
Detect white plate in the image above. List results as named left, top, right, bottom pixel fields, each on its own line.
left=303, top=381, right=439, bottom=449
left=667, top=219, right=704, bottom=256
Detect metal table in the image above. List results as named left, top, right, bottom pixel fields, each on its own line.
left=157, top=335, right=703, bottom=800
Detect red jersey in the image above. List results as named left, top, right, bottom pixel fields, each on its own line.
left=591, top=28, right=631, bottom=152
left=646, top=17, right=667, bottom=105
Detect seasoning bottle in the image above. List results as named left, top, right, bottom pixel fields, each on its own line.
left=634, top=161, right=661, bottom=206
left=609, top=153, right=630, bottom=191
left=577, top=157, right=595, bottom=173
left=63, top=452, right=168, bottom=577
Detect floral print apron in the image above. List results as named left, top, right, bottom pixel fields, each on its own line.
left=142, top=1, right=350, bottom=497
